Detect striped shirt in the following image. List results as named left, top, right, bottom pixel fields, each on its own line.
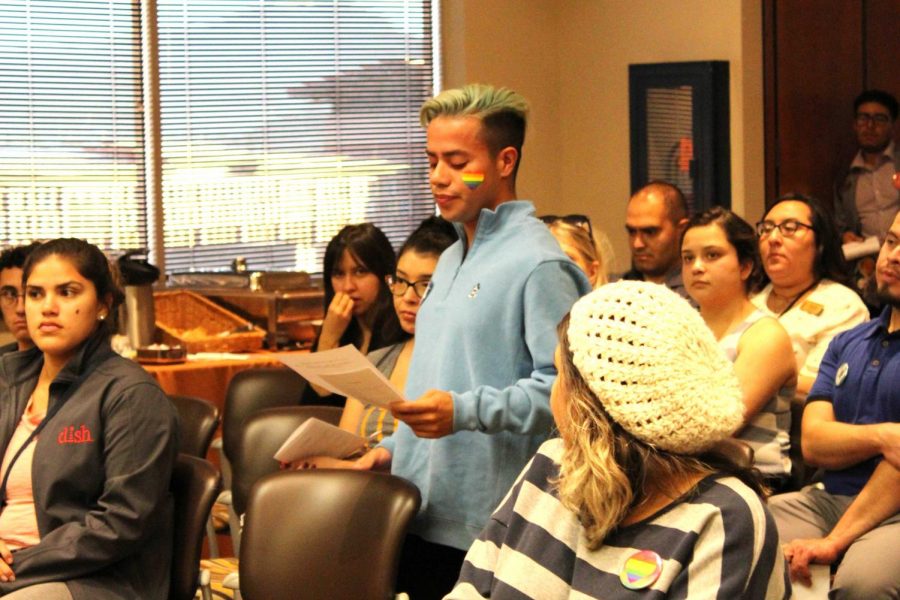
left=718, top=310, right=793, bottom=478
left=446, top=439, right=789, bottom=599
left=355, top=342, right=402, bottom=441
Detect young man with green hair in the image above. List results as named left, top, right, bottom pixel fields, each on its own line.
left=356, top=84, right=590, bottom=597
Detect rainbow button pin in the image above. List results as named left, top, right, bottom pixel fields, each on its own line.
left=619, top=549, right=663, bottom=590
left=461, top=172, right=485, bottom=190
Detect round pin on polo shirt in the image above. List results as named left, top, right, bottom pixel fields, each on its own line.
left=620, top=549, right=663, bottom=590
left=835, top=363, right=849, bottom=387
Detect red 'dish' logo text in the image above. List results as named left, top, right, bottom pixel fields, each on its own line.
left=57, top=425, right=94, bottom=445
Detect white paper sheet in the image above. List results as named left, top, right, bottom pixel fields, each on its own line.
left=274, top=417, right=367, bottom=463
left=842, top=235, right=881, bottom=260
left=278, top=345, right=406, bottom=409
left=790, top=564, right=830, bottom=600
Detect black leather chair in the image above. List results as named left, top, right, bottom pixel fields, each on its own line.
left=169, top=395, right=220, bottom=458
left=231, top=405, right=342, bottom=516
left=239, top=470, right=421, bottom=600
left=169, top=454, right=222, bottom=600
left=787, top=399, right=822, bottom=491
left=208, top=367, right=309, bottom=557
left=221, top=368, right=308, bottom=466
left=708, top=437, right=755, bottom=470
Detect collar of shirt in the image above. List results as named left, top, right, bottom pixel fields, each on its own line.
left=862, top=305, right=898, bottom=339
left=850, top=140, right=896, bottom=172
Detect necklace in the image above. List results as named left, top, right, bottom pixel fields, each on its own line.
left=770, top=280, right=818, bottom=317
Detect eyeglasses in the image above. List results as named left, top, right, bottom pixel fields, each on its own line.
left=0, top=287, right=23, bottom=307
left=539, top=214, right=594, bottom=241
left=855, top=112, right=892, bottom=126
left=755, top=219, right=814, bottom=238
left=386, top=274, right=430, bottom=298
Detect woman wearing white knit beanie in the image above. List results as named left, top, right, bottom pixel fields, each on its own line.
left=446, top=281, right=790, bottom=600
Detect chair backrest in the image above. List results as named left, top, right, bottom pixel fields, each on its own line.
left=222, top=367, right=308, bottom=463
left=231, top=405, right=342, bottom=516
left=707, top=438, right=755, bottom=470
left=170, top=454, right=222, bottom=600
left=787, top=399, right=821, bottom=491
left=169, top=395, right=221, bottom=458
left=239, top=470, right=421, bottom=600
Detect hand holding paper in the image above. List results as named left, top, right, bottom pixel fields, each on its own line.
left=279, top=345, right=406, bottom=409
left=391, top=389, right=454, bottom=439
left=274, top=417, right=367, bottom=463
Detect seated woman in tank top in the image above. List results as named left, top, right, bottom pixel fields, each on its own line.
left=682, top=207, right=797, bottom=484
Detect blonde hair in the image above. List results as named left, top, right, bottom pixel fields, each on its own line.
left=547, top=221, right=610, bottom=287
left=420, top=84, right=529, bottom=176
left=554, top=316, right=715, bottom=548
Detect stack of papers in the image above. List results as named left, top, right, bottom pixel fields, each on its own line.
left=274, top=346, right=408, bottom=462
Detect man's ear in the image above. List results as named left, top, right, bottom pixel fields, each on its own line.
left=675, top=217, right=689, bottom=233
left=496, top=146, right=518, bottom=178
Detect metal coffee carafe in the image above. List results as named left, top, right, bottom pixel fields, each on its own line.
left=117, top=250, right=161, bottom=349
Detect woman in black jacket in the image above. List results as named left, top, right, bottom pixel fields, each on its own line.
left=0, top=238, right=179, bottom=600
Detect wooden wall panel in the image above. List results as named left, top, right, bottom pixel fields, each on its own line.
left=866, top=0, right=900, bottom=147
left=766, top=0, right=863, bottom=207
left=764, top=0, right=900, bottom=213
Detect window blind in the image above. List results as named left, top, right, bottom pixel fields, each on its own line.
left=1, top=0, right=437, bottom=275
left=156, top=0, right=437, bottom=274
left=0, top=0, right=147, bottom=253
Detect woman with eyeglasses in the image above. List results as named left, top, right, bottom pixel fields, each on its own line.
left=0, top=239, right=178, bottom=599
left=752, top=194, right=868, bottom=397
left=682, top=208, right=797, bottom=483
left=295, top=217, right=457, bottom=469
left=302, top=223, right=406, bottom=406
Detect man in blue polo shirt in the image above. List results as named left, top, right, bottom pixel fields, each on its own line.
left=770, top=211, right=900, bottom=598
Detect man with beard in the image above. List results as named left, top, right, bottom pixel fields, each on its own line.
left=835, top=90, right=899, bottom=243
left=622, top=181, right=693, bottom=303
left=769, top=211, right=900, bottom=598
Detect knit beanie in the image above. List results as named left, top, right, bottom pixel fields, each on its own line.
left=567, top=280, right=744, bottom=455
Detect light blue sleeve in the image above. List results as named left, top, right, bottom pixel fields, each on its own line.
left=378, top=430, right=397, bottom=455
left=451, top=260, right=589, bottom=435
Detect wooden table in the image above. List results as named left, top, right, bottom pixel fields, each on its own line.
left=143, top=352, right=295, bottom=410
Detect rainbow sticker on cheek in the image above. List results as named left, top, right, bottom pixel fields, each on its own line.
left=461, top=172, right=485, bottom=190
left=619, top=549, right=663, bottom=590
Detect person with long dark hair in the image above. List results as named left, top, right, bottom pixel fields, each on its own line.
left=753, top=194, right=868, bottom=398
left=295, top=217, right=457, bottom=468
left=0, top=238, right=178, bottom=599
left=304, top=223, right=405, bottom=406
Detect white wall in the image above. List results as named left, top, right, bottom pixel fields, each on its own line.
left=441, top=0, right=764, bottom=273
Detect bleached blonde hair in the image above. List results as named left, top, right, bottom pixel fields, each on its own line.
left=553, top=315, right=716, bottom=548
left=420, top=84, right=528, bottom=176
left=546, top=221, right=610, bottom=287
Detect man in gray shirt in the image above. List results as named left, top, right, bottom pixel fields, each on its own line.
left=835, top=89, right=899, bottom=244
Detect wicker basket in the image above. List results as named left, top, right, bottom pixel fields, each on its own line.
left=154, top=290, right=265, bottom=353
